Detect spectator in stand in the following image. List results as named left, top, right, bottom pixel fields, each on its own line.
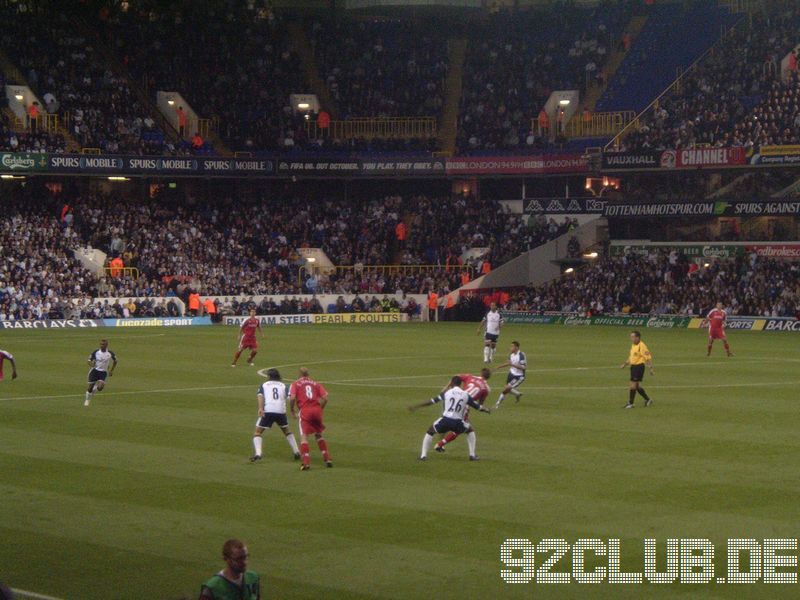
left=395, top=220, right=407, bottom=248
left=26, top=101, right=40, bottom=133
left=176, top=106, right=186, bottom=137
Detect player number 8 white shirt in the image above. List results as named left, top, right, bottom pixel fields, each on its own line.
left=259, top=381, right=288, bottom=414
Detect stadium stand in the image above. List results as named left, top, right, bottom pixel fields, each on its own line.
left=0, top=2, right=797, bottom=323
left=596, top=3, right=740, bottom=113
left=0, top=2, right=168, bottom=154
left=506, top=250, right=799, bottom=318
left=102, top=1, right=304, bottom=153
left=0, top=192, right=101, bottom=321
left=0, top=63, right=67, bottom=153
left=0, top=183, right=574, bottom=320
left=308, top=17, right=448, bottom=122
left=617, top=5, right=800, bottom=150
left=457, top=2, right=630, bottom=152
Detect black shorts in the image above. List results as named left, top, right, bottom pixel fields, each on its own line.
left=87, top=368, right=108, bottom=384
left=256, top=413, right=288, bottom=429
left=432, top=417, right=469, bottom=435
left=630, top=364, right=645, bottom=382
left=484, top=333, right=499, bottom=343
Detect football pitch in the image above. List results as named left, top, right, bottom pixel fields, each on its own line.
left=1, top=322, right=799, bottom=599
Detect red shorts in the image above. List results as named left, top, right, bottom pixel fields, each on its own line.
left=240, top=338, right=258, bottom=350
left=299, top=407, right=325, bottom=435
left=709, top=330, right=726, bottom=340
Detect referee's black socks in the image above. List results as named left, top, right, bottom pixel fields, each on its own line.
left=629, top=390, right=636, bottom=404
left=637, top=388, right=650, bottom=401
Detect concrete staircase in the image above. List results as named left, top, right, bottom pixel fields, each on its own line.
left=580, top=15, right=647, bottom=112
left=438, top=37, right=467, bottom=156
left=458, top=218, right=608, bottom=291
left=2, top=107, right=24, bottom=132
left=287, top=21, right=338, bottom=118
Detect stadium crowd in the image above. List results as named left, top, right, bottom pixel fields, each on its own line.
left=0, top=196, right=100, bottom=321
left=457, top=2, right=629, bottom=152
left=0, top=186, right=575, bottom=320
left=506, top=249, right=800, bottom=318
left=0, top=3, right=167, bottom=155
left=308, top=17, right=448, bottom=122
left=103, top=0, right=304, bottom=152
left=4, top=1, right=799, bottom=157
left=619, top=5, right=800, bottom=151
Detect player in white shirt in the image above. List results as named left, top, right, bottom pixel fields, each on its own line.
left=477, top=302, right=503, bottom=363
left=250, top=368, right=301, bottom=462
left=494, top=341, right=527, bottom=409
left=85, top=339, right=117, bottom=407
left=408, top=375, right=491, bottom=461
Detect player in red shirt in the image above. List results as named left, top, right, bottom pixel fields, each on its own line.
left=0, top=349, right=17, bottom=381
left=232, top=308, right=262, bottom=367
left=289, top=367, right=332, bottom=470
left=435, top=368, right=491, bottom=453
left=706, top=302, right=733, bottom=357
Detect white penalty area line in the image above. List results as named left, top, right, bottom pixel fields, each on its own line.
left=11, top=589, right=65, bottom=600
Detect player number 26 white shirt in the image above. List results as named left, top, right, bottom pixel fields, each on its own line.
left=438, top=388, right=472, bottom=420
left=259, top=381, right=288, bottom=414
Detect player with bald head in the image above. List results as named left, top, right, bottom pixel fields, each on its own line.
left=199, top=538, right=261, bottom=599
left=288, top=367, right=332, bottom=470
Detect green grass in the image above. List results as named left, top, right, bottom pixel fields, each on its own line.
left=1, top=323, right=799, bottom=599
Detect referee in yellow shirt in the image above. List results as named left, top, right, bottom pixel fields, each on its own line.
left=621, top=330, right=654, bottom=408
